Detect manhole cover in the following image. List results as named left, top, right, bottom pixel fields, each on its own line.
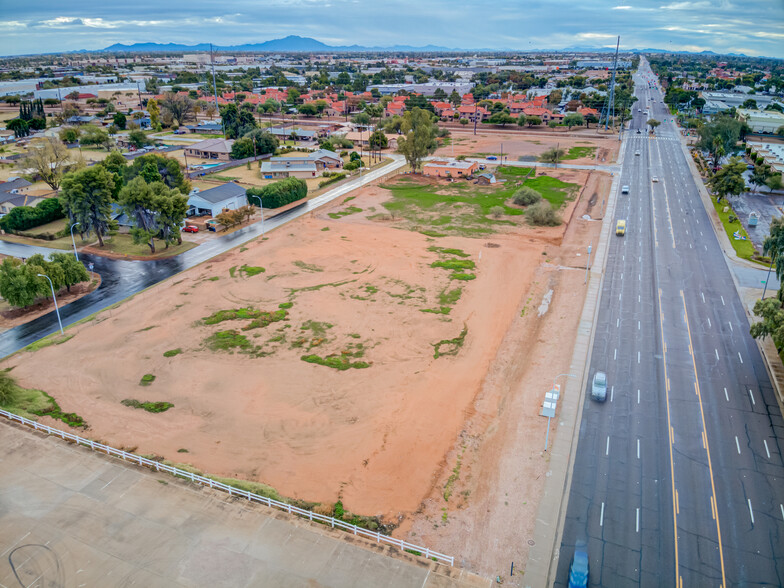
left=528, top=540, right=535, bottom=546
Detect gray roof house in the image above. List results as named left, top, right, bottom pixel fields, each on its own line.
left=187, top=183, right=248, bottom=218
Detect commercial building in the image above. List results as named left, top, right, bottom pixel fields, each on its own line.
left=737, top=109, right=784, bottom=134
left=367, top=81, right=473, bottom=97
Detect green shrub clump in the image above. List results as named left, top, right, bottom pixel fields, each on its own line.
left=512, top=186, right=542, bottom=206
left=527, top=201, right=561, bottom=226
left=246, top=177, right=307, bottom=209
left=121, top=399, right=174, bottom=413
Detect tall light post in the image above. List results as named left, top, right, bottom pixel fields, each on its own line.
left=69, top=222, right=80, bottom=262
left=37, top=273, right=64, bottom=335
left=584, top=241, right=593, bottom=284
left=544, top=373, right=577, bottom=452
left=762, top=255, right=775, bottom=299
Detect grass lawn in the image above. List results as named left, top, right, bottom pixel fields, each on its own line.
left=98, top=233, right=198, bottom=258
left=25, top=218, right=68, bottom=236
left=710, top=195, right=762, bottom=263
left=379, top=167, right=578, bottom=237
left=561, top=146, right=597, bottom=160
left=0, top=233, right=76, bottom=250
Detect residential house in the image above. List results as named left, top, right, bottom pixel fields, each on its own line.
left=184, top=138, right=235, bottom=161
left=457, top=105, right=490, bottom=122
left=0, top=178, right=37, bottom=216
left=475, top=173, right=497, bottom=185
left=385, top=101, right=406, bottom=118
left=268, top=127, right=318, bottom=142
left=185, top=122, right=224, bottom=134
left=422, top=159, right=478, bottom=178
left=66, top=115, right=99, bottom=125
left=187, top=183, right=248, bottom=218
left=260, top=149, right=342, bottom=179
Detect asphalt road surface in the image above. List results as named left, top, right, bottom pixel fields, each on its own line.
left=555, top=59, right=784, bottom=587
left=0, top=157, right=404, bottom=358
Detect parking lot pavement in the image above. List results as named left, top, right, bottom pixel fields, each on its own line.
left=0, top=421, right=489, bottom=588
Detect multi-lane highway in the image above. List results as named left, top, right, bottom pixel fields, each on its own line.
left=556, top=59, right=784, bottom=587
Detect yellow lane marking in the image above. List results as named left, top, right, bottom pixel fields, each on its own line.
left=657, top=286, right=680, bottom=586
left=680, top=290, right=727, bottom=588
left=676, top=490, right=680, bottom=514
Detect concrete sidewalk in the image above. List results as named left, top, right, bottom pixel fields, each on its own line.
left=0, top=420, right=489, bottom=588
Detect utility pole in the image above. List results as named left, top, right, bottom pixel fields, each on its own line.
left=210, top=43, right=225, bottom=138
left=136, top=81, right=143, bottom=111
left=601, top=36, right=620, bottom=131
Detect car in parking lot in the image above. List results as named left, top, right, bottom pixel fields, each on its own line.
left=616, top=219, right=626, bottom=236
left=591, top=371, right=608, bottom=402
left=181, top=225, right=199, bottom=233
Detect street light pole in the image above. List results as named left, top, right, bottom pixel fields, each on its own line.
left=584, top=241, right=593, bottom=284
left=762, top=255, right=775, bottom=299
left=70, top=222, right=80, bottom=262
left=544, top=373, right=577, bottom=452
left=37, top=273, right=64, bottom=335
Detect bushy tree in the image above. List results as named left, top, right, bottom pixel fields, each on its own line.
left=486, top=112, right=516, bottom=127
left=369, top=130, right=388, bottom=150
left=397, top=108, right=438, bottom=172
left=563, top=113, right=584, bottom=129
left=527, top=201, right=561, bottom=226
left=230, top=137, right=255, bottom=159
left=127, top=154, right=189, bottom=194
left=220, top=103, right=257, bottom=139
left=0, top=197, right=65, bottom=232
left=79, top=125, right=112, bottom=150
left=160, top=92, right=195, bottom=126
left=60, top=166, right=116, bottom=246
left=708, top=156, right=746, bottom=202
left=58, top=127, right=80, bottom=144
left=750, top=298, right=784, bottom=351
left=113, top=112, right=127, bottom=130
left=7, top=118, right=29, bottom=138
left=244, top=129, right=279, bottom=156
left=128, top=129, right=151, bottom=149
left=48, top=252, right=90, bottom=292
left=539, top=147, right=566, bottom=164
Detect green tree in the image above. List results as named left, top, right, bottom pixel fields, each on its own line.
left=449, top=90, right=462, bottom=107
left=160, top=92, right=195, bottom=126
left=369, top=130, right=388, bottom=150
left=49, top=252, right=90, bottom=292
left=487, top=112, right=516, bottom=127
left=60, top=166, right=115, bottom=246
left=58, top=127, right=80, bottom=144
left=287, top=88, right=300, bottom=104
left=298, top=103, right=318, bottom=117
left=741, top=98, right=758, bottom=110
left=0, top=257, right=46, bottom=307
left=127, top=154, right=189, bottom=194
left=764, top=217, right=784, bottom=283
left=150, top=182, right=188, bottom=247
left=750, top=297, right=784, bottom=350
left=539, top=147, right=566, bottom=164
left=127, top=129, right=151, bottom=149
left=647, top=119, right=661, bottom=134
left=563, top=113, right=584, bottom=129
left=244, top=129, right=278, bottom=156
left=220, top=103, right=257, bottom=139
left=526, top=115, right=542, bottom=127
left=19, top=136, right=83, bottom=190
left=80, top=125, right=112, bottom=150
left=112, top=112, right=127, bottom=130
left=118, top=176, right=159, bottom=253
left=548, top=90, right=563, bottom=105
left=749, top=165, right=770, bottom=194
left=230, top=137, right=255, bottom=159
left=512, top=186, right=542, bottom=206
left=708, top=156, right=747, bottom=202
left=7, top=118, right=29, bottom=138
left=147, top=98, right=161, bottom=129
left=698, top=116, right=743, bottom=164
left=396, top=108, right=438, bottom=172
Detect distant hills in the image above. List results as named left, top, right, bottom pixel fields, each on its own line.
left=99, top=35, right=455, bottom=53
left=94, top=35, right=748, bottom=57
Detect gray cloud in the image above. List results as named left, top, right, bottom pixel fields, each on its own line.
left=0, top=0, right=782, bottom=57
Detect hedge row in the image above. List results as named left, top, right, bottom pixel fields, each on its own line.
left=246, top=177, right=307, bottom=209
left=0, top=198, right=65, bottom=232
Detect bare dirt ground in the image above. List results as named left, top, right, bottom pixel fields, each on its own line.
left=436, top=130, right=620, bottom=167
left=1, top=168, right=608, bottom=580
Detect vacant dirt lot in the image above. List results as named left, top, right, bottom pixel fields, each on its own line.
left=2, top=167, right=609, bottom=579
left=437, top=130, right=620, bottom=166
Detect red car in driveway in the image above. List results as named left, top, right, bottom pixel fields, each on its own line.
left=182, top=225, right=199, bottom=233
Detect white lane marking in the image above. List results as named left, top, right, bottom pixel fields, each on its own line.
left=729, top=322, right=733, bottom=332
left=638, top=321, right=641, bottom=330
left=764, top=440, right=771, bottom=459
left=614, top=349, right=617, bottom=360
left=619, top=293, right=622, bottom=301
left=606, top=436, right=610, bottom=456
left=707, top=318, right=711, bottom=328
left=780, top=504, right=784, bottom=522
left=721, top=296, right=725, bottom=306
left=749, top=389, right=756, bottom=406
left=701, top=292, right=705, bottom=303
left=637, top=389, right=640, bottom=404
left=617, top=318, right=619, bottom=327
left=637, top=351, right=640, bottom=364
left=736, top=436, right=741, bottom=454
left=639, top=256, right=641, bottom=263
left=638, top=295, right=640, bottom=302
left=600, top=502, right=605, bottom=526
left=704, top=245, right=707, bottom=251
left=636, top=508, right=640, bottom=533
left=715, top=349, right=720, bottom=361
left=610, top=386, right=614, bottom=402
left=621, top=272, right=623, bottom=280
left=738, top=352, right=743, bottom=364
left=689, top=244, right=692, bottom=249
left=724, top=388, right=729, bottom=402
left=700, top=231, right=703, bottom=236
left=639, top=274, right=641, bottom=281
left=748, top=499, right=755, bottom=525
left=637, top=438, right=640, bottom=459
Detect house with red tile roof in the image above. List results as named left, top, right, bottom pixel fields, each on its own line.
left=430, top=101, right=453, bottom=116
left=385, top=101, right=406, bottom=117
left=578, top=106, right=600, bottom=118
left=457, top=104, right=490, bottom=122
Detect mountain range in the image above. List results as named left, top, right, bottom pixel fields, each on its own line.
left=94, top=36, right=749, bottom=57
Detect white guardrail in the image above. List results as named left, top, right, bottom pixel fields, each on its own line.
left=0, top=408, right=453, bottom=566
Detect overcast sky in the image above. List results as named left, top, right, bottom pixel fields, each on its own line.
left=1, top=0, right=783, bottom=58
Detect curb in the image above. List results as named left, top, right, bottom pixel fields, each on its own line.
left=522, top=138, right=624, bottom=587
